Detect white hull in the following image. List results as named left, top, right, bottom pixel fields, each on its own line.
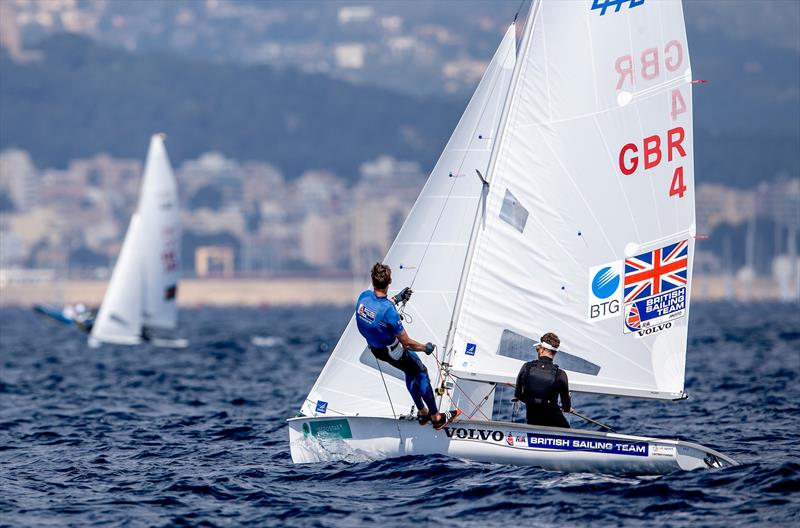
left=88, top=335, right=142, bottom=348
left=288, top=416, right=736, bottom=475
left=150, top=337, right=190, bottom=349
left=87, top=335, right=188, bottom=348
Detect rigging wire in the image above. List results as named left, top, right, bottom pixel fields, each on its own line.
left=513, top=0, right=526, bottom=22
left=466, top=384, right=497, bottom=420
left=438, top=367, right=493, bottom=421
left=374, top=356, right=398, bottom=420
left=373, top=354, right=405, bottom=440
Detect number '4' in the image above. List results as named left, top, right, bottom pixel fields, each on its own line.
left=670, top=166, right=687, bottom=198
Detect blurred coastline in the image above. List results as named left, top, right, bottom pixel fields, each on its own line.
left=0, top=277, right=363, bottom=308
left=1, top=274, right=796, bottom=308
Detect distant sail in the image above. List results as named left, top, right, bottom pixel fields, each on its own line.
left=90, top=214, right=144, bottom=345
left=138, top=134, right=180, bottom=330
left=301, top=25, right=518, bottom=417
left=448, top=0, right=695, bottom=400
left=90, top=134, right=181, bottom=345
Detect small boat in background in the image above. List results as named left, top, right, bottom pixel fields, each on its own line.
left=86, top=133, right=187, bottom=348
left=35, top=134, right=186, bottom=348
left=34, top=303, right=95, bottom=332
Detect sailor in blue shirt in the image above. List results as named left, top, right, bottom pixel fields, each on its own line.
left=356, top=262, right=459, bottom=429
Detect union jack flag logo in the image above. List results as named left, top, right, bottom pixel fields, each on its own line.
left=624, top=240, right=688, bottom=302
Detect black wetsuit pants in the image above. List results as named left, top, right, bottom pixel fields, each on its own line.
left=525, top=403, right=570, bottom=428
left=370, top=346, right=438, bottom=415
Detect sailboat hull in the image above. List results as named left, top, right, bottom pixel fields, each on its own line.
left=34, top=304, right=95, bottom=331
left=288, top=416, right=736, bottom=475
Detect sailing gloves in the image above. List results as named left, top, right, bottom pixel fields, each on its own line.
left=392, top=287, right=413, bottom=305
left=424, top=342, right=435, bottom=355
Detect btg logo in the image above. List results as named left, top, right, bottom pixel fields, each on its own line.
left=589, top=266, right=620, bottom=320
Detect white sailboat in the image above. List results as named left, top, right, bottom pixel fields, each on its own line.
left=89, top=134, right=186, bottom=348
left=289, top=1, right=736, bottom=474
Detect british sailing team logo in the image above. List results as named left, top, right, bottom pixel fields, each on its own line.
left=622, top=240, right=689, bottom=336
left=357, top=303, right=376, bottom=324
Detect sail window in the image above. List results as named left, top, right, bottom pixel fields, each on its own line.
left=499, top=189, right=528, bottom=233
left=497, top=329, right=601, bottom=376
left=359, top=348, right=404, bottom=381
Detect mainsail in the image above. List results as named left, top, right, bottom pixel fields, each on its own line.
left=90, top=134, right=181, bottom=345
left=137, top=134, right=181, bottom=330
left=302, top=0, right=696, bottom=420
left=301, top=25, right=518, bottom=418
left=448, top=0, right=696, bottom=401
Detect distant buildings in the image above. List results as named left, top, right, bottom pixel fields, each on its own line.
left=0, top=144, right=797, bottom=301
left=1, top=0, right=512, bottom=97
left=0, top=147, right=426, bottom=278
left=0, top=149, right=37, bottom=211
left=195, top=246, right=235, bottom=278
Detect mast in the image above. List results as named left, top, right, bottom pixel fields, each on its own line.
left=442, top=1, right=540, bottom=370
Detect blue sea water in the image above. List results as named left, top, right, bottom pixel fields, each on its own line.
left=1, top=303, right=798, bottom=527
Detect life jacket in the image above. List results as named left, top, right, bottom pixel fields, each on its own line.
left=521, top=359, right=560, bottom=406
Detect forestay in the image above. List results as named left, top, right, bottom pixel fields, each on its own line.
left=449, top=0, right=696, bottom=400
left=301, top=25, right=518, bottom=418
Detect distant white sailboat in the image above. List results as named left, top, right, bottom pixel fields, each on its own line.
left=289, top=1, right=736, bottom=474
left=89, top=134, right=186, bottom=348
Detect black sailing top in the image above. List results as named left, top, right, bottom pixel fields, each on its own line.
left=514, top=356, right=571, bottom=412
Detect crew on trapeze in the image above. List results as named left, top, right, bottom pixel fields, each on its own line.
left=514, top=332, right=572, bottom=428
left=355, top=262, right=460, bottom=430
